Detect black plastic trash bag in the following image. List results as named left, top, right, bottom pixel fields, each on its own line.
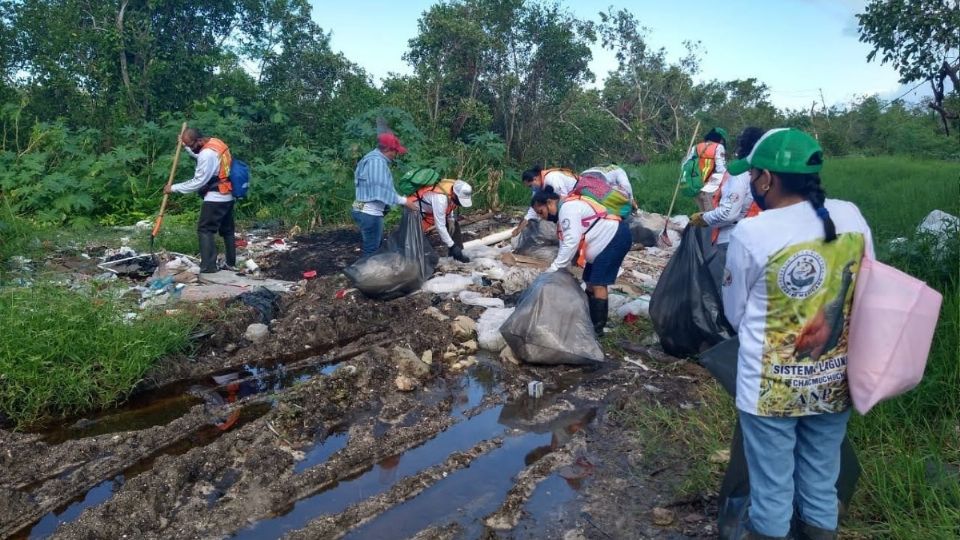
left=629, top=220, right=658, bottom=247
left=514, top=219, right=559, bottom=260
left=700, top=338, right=861, bottom=539
left=499, top=270, right=604, bottom=365
left=343, top=209, right=439, bottom=300
left=231, top=286, right=281, bottom=324
left=649, top=225, right=733, bottom=356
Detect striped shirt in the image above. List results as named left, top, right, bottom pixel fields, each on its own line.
left=354, top=149, right=406, bottom=216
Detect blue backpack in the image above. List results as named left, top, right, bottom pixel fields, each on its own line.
left=229, top=159, right=250, bottom=198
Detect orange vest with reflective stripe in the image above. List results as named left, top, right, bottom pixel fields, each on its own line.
left=710, top=172, right=761, bottom=244
left=559, top=194, right=621, bottom=267
left=202, top=138, right=233, bottom=194
left=414, top=179, right=457, bottom=232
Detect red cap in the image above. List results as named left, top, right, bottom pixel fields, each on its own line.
left=377, top=132, right=407, bottom=155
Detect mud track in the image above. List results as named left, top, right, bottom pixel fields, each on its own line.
left=1, top=225, right=719, bottom=539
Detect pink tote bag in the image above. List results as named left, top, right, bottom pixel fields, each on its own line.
left=847, top=257, right=943, bottom=414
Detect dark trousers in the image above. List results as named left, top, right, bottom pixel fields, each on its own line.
left=198, top=200, right=235, bottom=271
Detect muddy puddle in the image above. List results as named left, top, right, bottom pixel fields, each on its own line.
left=13, top=402, right=272, bottom=539
left=233, top=364, right=597, bottom=539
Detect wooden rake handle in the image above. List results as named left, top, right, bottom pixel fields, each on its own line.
left=152, top=122, right=188, bottom=239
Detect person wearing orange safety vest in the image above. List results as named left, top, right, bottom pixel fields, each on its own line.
left=690, top=127, right=764, bottom=252
left=512, top=165, right=579, bottom=237
left=412, top=179, right=474, bottom=263
left=530, top=186, right=632, bottom=336
left=682, top=127, right=728, bottom=212
left=165, top=127, right=236, bottom=273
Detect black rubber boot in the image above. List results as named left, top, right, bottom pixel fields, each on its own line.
left=742, top=530, right=790, bottom=540
left=198, top=232, right=219, bottom=273
left=222, top=233, right=237, bottom=268
left=588, top=297, right=608, bottom=336
left=795, top=522, right=838, bottom=540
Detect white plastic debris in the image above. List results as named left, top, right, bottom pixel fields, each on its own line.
left=423, top=274, right=474, bottom=294
left=500, top=267, right=541, bottom=295
left=527, top=380, right=544, bottom=398
left=607, top=293, right=629, bottom=317
left=477, top=307, right=515, bottom=352
left=244, top=323, right=270, bottom=343
left=917, top=210, right=959, bottom=247
left=458, top=290, right=506, bottom=309
left=616, top=296, right=652, bottom=318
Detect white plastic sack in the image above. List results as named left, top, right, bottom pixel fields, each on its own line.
left=607, top=293, right=629, bottom=317
left=423, top=273, right=474, bottom=294
left=500, top=267, right=541, bottom=295
left=477, top=307, right=515, bottom=352
left=459, top=290, right=506, bottom=308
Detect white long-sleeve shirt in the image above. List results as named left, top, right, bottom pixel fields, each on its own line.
left=524, top=171, right=579, bottom=221
left=683, top=143, right=727, bottom=193
left=171, top=147, right=233, bottom=202
left=419, top=191, right=456, bottom=247
left=703, top=172, right=754, bottom=244
left=547, top=199, right=620, bottom=272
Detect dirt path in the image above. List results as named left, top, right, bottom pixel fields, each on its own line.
left=0, top=224, right=718, bottom=540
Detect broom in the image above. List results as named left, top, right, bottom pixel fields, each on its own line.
left=150, top=122, right=188, bottom=261
left=658, top=120, right=701, bottom=247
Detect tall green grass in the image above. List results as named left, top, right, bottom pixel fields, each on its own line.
left=0, top=283, right=198, bottom=426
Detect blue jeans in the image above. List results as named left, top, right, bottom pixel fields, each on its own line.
left=351, top=210, right=384, bottom=256
left=740, top=409, right=851, bottom=537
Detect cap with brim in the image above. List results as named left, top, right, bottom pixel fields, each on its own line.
left=727, top=128, right=823, bottom=176
left=453, top=180, right=473, bottom=207
left=377, top=132, right=408, bottom=155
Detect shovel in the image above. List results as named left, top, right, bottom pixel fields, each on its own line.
left=150, top=122, right=188, bottom=261
left=658, top=120, right=701, bottom=248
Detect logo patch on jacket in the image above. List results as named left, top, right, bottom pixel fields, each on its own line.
left=777, top=250, right=826, bottom=298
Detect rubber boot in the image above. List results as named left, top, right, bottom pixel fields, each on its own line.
left=742, top=530, right=789, bottom=540
left=588, top=297, right=608, bottom=336
left=795, top=522, right=838, bottom=540
left=198, top=232, right=219, bottom=273
left=222, top=233, right=237, bottom=269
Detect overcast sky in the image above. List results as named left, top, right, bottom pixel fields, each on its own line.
left=310, top=0, right=927, bottom=110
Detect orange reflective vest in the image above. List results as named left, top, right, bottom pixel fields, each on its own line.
left=202, top=138, right=233, bottom=194
left=414, top=179, right=458, bottom=232
left=694, top=141, right=720, bottom=185
left=559, top=194, right=621, bottom=267
left=710, top=172, right=761, bottom=244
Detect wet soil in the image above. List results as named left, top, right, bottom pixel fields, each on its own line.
left=0, top=217, right=720, bottom=539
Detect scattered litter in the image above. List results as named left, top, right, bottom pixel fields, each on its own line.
left=709, top=449, right=731, bottom=464
left=422, top=274, right=474, bottom=294
left=527, top=380, right=544, bottom=398
left=458, top=290, right=505, bottom=308
left=643, top=384, right=663, bottom=394
left=423, top=306, right=450, bottom=321
left=477, top=307, right=515, bottom=352
left=232, top=287, right=281, bottom=324
left=244, top=259, right=260, bottom=272
left=244, top=323, right=270, bottom=343
left=622, top=356, right=650, bottom=371
left=616, top=296, right=651, bottom=319
left=302, top=270, right=317, bottom=279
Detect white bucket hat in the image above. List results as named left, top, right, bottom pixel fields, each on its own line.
left=453, top=180, right=473, bottom=207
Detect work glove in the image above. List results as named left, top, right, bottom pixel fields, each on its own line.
left=449, top=244, right=470, bottom=263
left=689, top=212, right=708, bottom=227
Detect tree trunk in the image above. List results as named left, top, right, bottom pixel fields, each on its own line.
left=116, top=0, right=135, bottom=113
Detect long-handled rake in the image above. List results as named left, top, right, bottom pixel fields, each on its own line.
left=149, top=122, right=188, bottom=262
left=658, top=120, right=701, bottom=247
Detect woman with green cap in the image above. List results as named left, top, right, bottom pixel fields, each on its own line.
left=721, top=128, right=875, bottom=539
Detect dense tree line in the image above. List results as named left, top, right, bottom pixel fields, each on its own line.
left=0, top=0, right=956, bottom=225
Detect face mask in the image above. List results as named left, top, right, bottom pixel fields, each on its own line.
left=750, top=171, right=768, bottom=210
left=547, top=213, right=559, bottom=223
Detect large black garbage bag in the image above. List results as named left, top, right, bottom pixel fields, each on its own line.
left=343, top=209, right=439, bottom=299
left=514, top=219, right=559, bottom=260
left=649, top=225, right=733, bottom=356
left=700, top=338, right=861, bottom=539
left=499, top=270, right=604, bottom=365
